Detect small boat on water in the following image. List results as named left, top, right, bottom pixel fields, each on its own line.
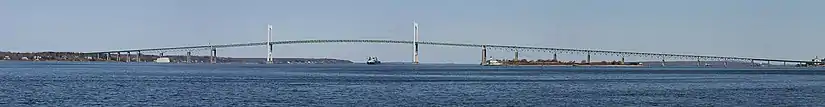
left=367, top=57, right=381, bottom=65
left=483, top=58, right=503, bottom=66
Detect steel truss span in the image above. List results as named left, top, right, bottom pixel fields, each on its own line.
left=86, top=39, right=815, bottom=63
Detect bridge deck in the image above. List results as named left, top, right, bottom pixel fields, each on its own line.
left=86, top=39, right=817, bottom=63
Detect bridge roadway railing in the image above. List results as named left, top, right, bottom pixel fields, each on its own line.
left=86, top=39, right=816, bottom=63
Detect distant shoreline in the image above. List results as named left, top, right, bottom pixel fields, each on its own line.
left=0, top=51, right=353, bottom=64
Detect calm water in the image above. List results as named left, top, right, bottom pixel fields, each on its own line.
left=1, top=61, right=825, bottom=106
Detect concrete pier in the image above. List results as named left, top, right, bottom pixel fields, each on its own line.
left=481, top=46, right=487, bottom=65
left=723, top=60, right=728, bottom=67
left=137, top=51, right=142, bottom=62
left=620, top=57, right=625, bottom=65
left=116, top=52, right=121, bottom=62
left=514, top=51, right=519, bottom=65
left=126, top=52, right=131, bottom=62
left=751, top=60, right=756, bottom=66
left=210, top=48, right=217, bottom=64
left=186, top=51, right=192, bottom=63
left=661, top=59, right=666, bottom=67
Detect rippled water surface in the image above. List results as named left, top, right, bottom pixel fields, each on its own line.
left=1, top=61, right=825, bottom=106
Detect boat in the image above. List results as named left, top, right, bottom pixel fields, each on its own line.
left=367, top=57, right=381, bottom=65
left=484, top=58, right=503, bottom=66
left=154, top=57, right=171, bottom=63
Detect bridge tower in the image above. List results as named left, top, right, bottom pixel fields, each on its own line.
left=413, top=22, right=420, bottom=64
left=267, top=24, right=274, bottom=64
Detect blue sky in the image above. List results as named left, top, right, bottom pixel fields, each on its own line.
left=2, top=0, right=824, bottom=63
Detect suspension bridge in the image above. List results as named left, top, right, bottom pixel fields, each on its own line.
left=83, top=23, right=821, bottom=66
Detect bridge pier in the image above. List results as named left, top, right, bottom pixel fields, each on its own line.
left=186, top=51, right=192, bottom=63
left=211, top=48, right=217, bottom=64
left=159, top=52, right=164, bottom=57
left=116, top=52, right=121, bottom=62
left=697, top=58, right=701, bottom=67
left=268, top=44, right=274, bottom=64
left=126, top=52, right=132, bottom=62
left=586, top=53, right=591, bottom=64
left=751, top=60, right=756, bottom=66
left=137, top=51, right=142, bottom=62
left=514, top=51, right=519, bottom=65
left=481, top=46, right=487, bottom=65
left=620, top=57, right=625, bottom=65
left=552, top=53, right=558, bottom=61
left=661, top=59, right=666, bottom=67
left=723, top=59, right=728, bottom=67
